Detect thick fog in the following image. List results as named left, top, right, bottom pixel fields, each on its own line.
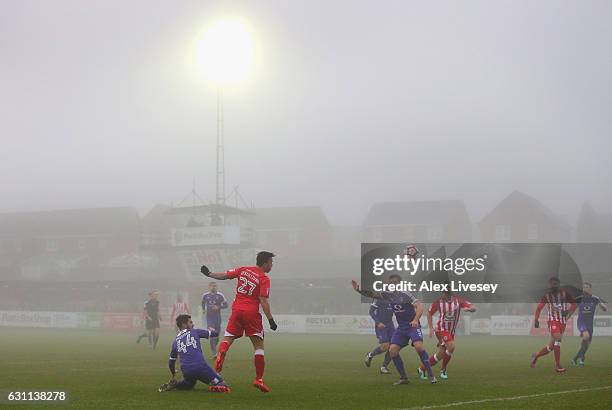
left=1, top=7, right=611, bottom=407
left=1, top=0, right=611, bottom=224
left=1, top=1, right=612, bottom=323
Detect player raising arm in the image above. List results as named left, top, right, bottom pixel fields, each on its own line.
left=420, top=283, right=475, bottom=380
left=200, top=251, right=277, bottom=393
left=531, top=277, right=577, bottom=373
left=352, top=276, right=437, bottom=385
left=158, top=314, right=230, bottom=393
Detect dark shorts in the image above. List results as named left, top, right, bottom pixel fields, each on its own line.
left=391, top=326, right=424, bottom=348
left=206, top=315, right=222, bottom=333
left=145, top=318, right=160, bottom=330
left=577, top=319, right=594, bottom=341
left=375, top=323, right=395, bottom=344
left=177, top=364, right=224, bottom=390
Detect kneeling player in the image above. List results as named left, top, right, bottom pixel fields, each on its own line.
left=530, top=277, right=576, bottom=373
left=419, top=284, right=475, bottom=380
left=352, top=275, right=437, bottom=385
left=158, top=314, right=230, bottom=393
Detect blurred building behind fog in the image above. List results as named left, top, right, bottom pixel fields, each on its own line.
left=363, top=200, right=472, bottom=243
left=1, top=190, right=611, bottom=315
left=480, top=191, right=571, bottom=242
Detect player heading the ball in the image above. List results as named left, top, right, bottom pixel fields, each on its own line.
left=200, top=251, right=277, bottom=393
left=353, top=275, right=438, bottom=385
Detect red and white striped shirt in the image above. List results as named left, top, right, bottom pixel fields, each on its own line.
left=536, top=290, right=576, bottom=324
left=171, top=301, right=190, bottom=318
left=428, top=296, right=473, bottom=334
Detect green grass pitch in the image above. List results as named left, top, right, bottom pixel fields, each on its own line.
left=1, top=329, right=611, bottom=409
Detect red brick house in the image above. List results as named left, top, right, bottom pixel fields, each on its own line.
left=479, top=191, right=571, bottom=242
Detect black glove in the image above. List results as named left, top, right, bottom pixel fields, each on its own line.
left=200, top=265, right=211, bottom=277
left=268, top=318, right=278, bottom=331
left=534, top=319, right=539, bottom=328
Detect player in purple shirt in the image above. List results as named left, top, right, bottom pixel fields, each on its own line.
left=572, top=282, right=608, bottom=366
left=201, top=282, right=229, bottom=355
left=353, top=274, right=437, bottom=385
left=364, top=298, right=394, bottom=374
left=158, top=314, right=230, bottom=393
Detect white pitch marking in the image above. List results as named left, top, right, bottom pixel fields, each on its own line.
left=401, top=385, right=612, bottom=409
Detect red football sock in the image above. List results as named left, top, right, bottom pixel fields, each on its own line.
left=553, top=345, right=561, bottom=367
left=254, top=351, right=265, bottom=380
left=535, top=345, right=551, bottom=359
left=218, top=340, right=230, bottom=355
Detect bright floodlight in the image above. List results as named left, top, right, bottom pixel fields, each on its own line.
left=197, top=18, right=255, bottom=86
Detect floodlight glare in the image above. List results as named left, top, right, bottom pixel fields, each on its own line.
left=196, top=18, right=255, bottom=86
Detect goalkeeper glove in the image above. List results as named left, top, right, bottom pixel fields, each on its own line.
left=200, top=265, right=211, bottom=277
left=268, top=318, right=278, bottom=331
left=534, top=319, right=539, bottom=328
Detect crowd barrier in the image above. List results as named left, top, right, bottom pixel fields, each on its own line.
left=2, top=310, right=611, bottom=336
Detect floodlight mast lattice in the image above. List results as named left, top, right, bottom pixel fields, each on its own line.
left=216, top=88, right=225, bottom=208
left=197, top=17, right=255, bottom=221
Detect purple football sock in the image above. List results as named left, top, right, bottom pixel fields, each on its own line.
left=370, top=346, right=384, bottom=356
left=418, top=350, right=433, bottom=377
left=392, top=355, right=407, bottom=379
left=382, top=352, right=392, bottom=367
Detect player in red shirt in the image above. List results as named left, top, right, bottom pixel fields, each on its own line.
left=418, top=283, right=475, bottom=380
left=530, top=277, right=577, bottom=373
left=200, top=251, right=277, bottom=393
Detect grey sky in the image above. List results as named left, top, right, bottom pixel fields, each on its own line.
left=1, top=0, right=610, bottom=225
